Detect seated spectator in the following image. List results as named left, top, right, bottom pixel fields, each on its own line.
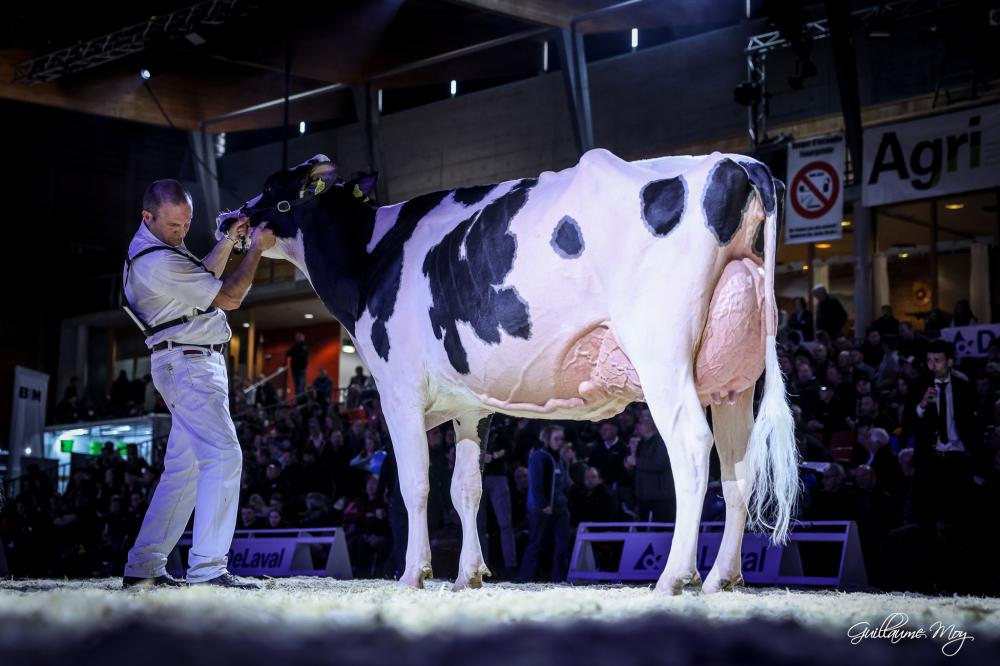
left=239, top=505, right=264, bottom=530
left=313, top=367, right=334, bottom=403
left=805, top=463, right=856, bottom=520
left=267, top=509, right=290, bottom=529
left=861, top=328, right=885, bottom=370
left=792, top=405, right=832, bottom=461
left=851, top=349, right=876, bottom=380
left=300, top=492, right=340, bottom=527
left=805, top=384, right=852, bottom=438
left=248, top=493, right=269, bottom=518
left=343, top=475, right=390, bottom=577
left=857, top=394, right=897, bottom=432
left=852, top=426, right=903, bottom=495
left=569, top=466, right=619, bottom=525
left=257, top=463, right=289, bottom=499
left=786, top=330, right=814, bottom=365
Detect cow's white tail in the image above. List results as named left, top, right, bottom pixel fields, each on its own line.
left=744, top=189, right=799, bottom=545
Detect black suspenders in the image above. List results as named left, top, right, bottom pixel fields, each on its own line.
left=121, top=245, right=218, bottom=337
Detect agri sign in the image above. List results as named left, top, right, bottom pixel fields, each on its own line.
left=868, top=115, right=980, bottom=190
left=862, top=105, right=999, bottom=207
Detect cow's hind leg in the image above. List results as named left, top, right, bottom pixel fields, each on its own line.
left=703, top=388, right=753, bottom=593
left=382, top=405, right=434, bottom=588
left=642, top=381, right=713, bottom=595
left=451, top=412, right=493, bottom=591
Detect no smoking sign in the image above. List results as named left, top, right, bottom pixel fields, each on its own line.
left=790, top=161, right=840, bottom=220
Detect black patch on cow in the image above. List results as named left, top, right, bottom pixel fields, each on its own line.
left=703, top=158, right=752, bottom=246
left=551, top=215, right=584, bottom=258
left=752, top=177, right=787, bottom=258
left=423, top=179, right=537, bottom=375
left=454, top=184, right=496, bottom=207
left=738, top=160, right=776, bottom=214
left=365, top=190, right=451, bottom=360
left=640, top=176, right=686, bottom=237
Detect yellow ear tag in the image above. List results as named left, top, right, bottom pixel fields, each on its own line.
left=314, top=179, right=325, bottom=194
left=353, top=184, right=363, bottom=198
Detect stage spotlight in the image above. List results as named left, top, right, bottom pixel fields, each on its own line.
left=450, top=80, right=457, bottom=96
left=342, top=344, right=357, bottom=354
left=304, top=313, right=314, bottom=319
left=299, top=121, right=306, bottom=134
left=631, top=28, right=639, bottom=50
left=140, top=68, right=152, bottom=80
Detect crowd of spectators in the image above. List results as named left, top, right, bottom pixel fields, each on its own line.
left=4, top=298, right=1000, bottom=594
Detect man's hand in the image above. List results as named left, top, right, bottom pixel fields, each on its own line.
left=542, top=506, right=553, bottom=515
left=920, top=387, right=937, bottom=410
left=211, top=221, right=275, bottom=311
left=250, top=222, right=276, bottom=252
left=227, top=215, right=250, bottom=242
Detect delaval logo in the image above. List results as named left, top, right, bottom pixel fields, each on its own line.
left=230, top=546, right=287, bottom=569
left=17, top=386, right=42, bottom=401
left=868, top=115, right=980, bottom=192
left=633, top=543, right=665, bottom=571
left=697, top=544, right=770, bottom=573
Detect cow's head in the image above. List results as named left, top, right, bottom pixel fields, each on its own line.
left=216, top=155, right=378, bottom=272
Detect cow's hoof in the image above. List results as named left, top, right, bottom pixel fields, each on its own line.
left=654, top=570, right=701, bottom=596
left=453, top=564, right=492, bottom=591
left=399, top=563, right=433, bottom=589
left=702, top=570, right=744, bottom=594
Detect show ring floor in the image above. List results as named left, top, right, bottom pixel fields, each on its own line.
left=1, top=578, right=998, bottom=665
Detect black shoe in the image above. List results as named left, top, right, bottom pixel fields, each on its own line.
left=192, top=573, right=261, bottom=589
left=122, top=573, right=186, bottom=589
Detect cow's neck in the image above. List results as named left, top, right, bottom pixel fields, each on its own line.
left=297, top=204, right=376, bottom=337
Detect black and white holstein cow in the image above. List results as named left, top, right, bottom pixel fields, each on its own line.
left=219, top=148, right=799, bottom=594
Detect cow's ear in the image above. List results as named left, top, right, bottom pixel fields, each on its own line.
left=351, top=172, right=378, bottom=201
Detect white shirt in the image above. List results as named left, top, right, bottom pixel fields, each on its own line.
left=915, top=374, right=965, bottom=453
left=123, top=222, right=231, bottom=348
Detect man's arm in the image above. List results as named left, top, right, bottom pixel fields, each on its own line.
left=211, top=223, right=276, bottom=311
left=202, top=216, right=248, bottom=277
left=201, top=236, right=236, bottom=278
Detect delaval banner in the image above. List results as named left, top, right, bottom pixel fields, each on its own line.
left=618, top=530, right=782, bottom=582
left=8, top=366, right=49, bottom=479
left=862, top=104, right=1000, bottom=207
left=228, top=539, right=297, bottom=575
left=939, top=324, right=1000, bottom=358
left=785, top=134, right=845, bottom=244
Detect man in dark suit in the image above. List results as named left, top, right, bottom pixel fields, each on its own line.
left=904, top=339, right=978, bottom=592
left=588, top=420, right=628, bottom=489
left=812, top=285, right=848, bottom=339
left=624, top=411, right=675, bottom=522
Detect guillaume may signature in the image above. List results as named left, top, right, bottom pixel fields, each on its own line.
left=847, top=612, right=975, bottom=656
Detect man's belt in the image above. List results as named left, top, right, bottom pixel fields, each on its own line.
left=151, top=341, right=226, bottom=354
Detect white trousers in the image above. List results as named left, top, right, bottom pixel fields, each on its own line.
left=124, top=347, right=242, bottom=583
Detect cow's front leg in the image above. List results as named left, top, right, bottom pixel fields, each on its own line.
left=382, top=405, right=434, bottom=588
left=703, top=388, right=753, bottom=593
left=451, top=413, right=493, bottom=591
left=648, top=385, right=714, bottom=595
